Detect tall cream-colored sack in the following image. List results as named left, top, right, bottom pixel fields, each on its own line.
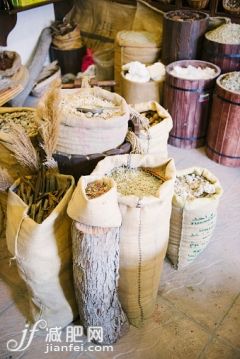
left=92, top=154, right=176, bottom=327
left=6, top=174, right=78, bottom=328
left=56, top=87, right=129, bottom=156
left=68, top=175, right=128, bottom=344
left=167, top=167, right=223, bottom=269
left=129, top=101, right=172, bottom=157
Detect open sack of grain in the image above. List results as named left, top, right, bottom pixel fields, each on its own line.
left=56, top=87, right=129, bottom=155
left=91, top=154, right=176, bottom=327
left=4, top=81, right=78, bottom=328
left=167, top=167, right=223, bottom=269
left=68, top=175, right=128, bottom=344
left=0, top=107, right=38, bottom=179
left=128, top=101, right=172, bottom=157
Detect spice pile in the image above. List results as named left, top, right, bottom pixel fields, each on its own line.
left=220, top=72, right=240, bottom=93
left=0, top=111, right=38, bottom=137
left=170, top=65, right=217, bottom=80
left=85, top=180, right=111, bottom=199
left=140, top=110, right=163, bottom=127
left=0, top=52, right=14, bottom=71
left=175, top=173, right=216, bottom=200
left=15, top=173, right=71, bottom=224
left=206, top=24, right=240, bottom=45
left=109, top=167, right=162, bottom=197
left=60, top=94, right=121, bottom=120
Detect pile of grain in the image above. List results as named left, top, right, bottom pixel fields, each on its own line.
left=85, top=180, right=111, bottom=199
left=220, top=72, right=240, bottom=93
left=175, top=173, right=216, bottom=200
left=206, top=24, right=240, bottom=45
left=0, top=111, right=37, bottom=137
left=109, top=167, right=162, bottom=197
left=170, top=65, right=217, bottom=80
left=60, top=94, right=121, bottom=120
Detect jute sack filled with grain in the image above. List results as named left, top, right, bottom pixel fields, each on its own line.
left=6, top=173, right=78, bottom=328
left=68, top=175, right=128, bottom=344
left=92, top=154, right=176, bottom=327
left=167, top=167, right=223, bottom=269
left=128, top=101, right=172, bottom=157
left=56, top=87, right=129, bottom=155
left=0, top=107, right=38, bottom=179
left=114, top=31, right=161, bottom=94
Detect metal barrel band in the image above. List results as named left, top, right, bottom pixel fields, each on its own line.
left=166, top=82, right=213, bottom=94
left=170, top=134, right=205, bottom=141
left=206, top=144, right=240, bottom=159
left=216, top=94, right=240, bottom=106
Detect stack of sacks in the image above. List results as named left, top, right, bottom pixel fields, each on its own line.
left=121, top=61, right=166, bottom=104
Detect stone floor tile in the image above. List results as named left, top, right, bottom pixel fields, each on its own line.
left=201, top=337, right=240, bottom=359
left=215, top=294, right=240, bottom=349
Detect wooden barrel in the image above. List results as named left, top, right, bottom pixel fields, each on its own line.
left=202, top=37, right=240, bottom=73
left=161, top=10, right=209, bottom=65
left=206, top=73, right=240, bottom=167
left=163, top=60, right=221, bottom=149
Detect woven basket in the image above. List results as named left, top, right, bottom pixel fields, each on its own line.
left=187, top=0, right=209, bottom=9
left=223, top=0, right=240, bottom=15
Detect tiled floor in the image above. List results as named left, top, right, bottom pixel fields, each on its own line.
left=0, top=145, right=240, bottom=359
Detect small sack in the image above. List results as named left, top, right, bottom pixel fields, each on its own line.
left=92, top=154, right=176, bottom=327
left=56, top=87, right=129, bottom=155
left=121, top=73, right=161, bottom=104
left=130, top=101, right=172, bottom=157
left=114, top=31, right=160, bottom=94
left=68, top=176, right=128, bottom=344
left=6, top=174, right=78, bottom=328
left=167, top=167, right=223, bottom=269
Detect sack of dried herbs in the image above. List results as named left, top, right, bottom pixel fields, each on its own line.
left=68, top=175, right=128, bottom=344
left=167, top=167, right=223, bottom=269
left=129, top=101, right=172, bottom=157
left=6, top=173, right=78, bottom=328
left=91, top=154, right=176, bottom=327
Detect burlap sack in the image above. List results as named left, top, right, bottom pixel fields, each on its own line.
left=167, top=167, right=223, bottom=269
left=130, top=101, right=172, bottom=157
left=56, top=87, right=129, bottom=155
left=121, top=73, right=162, bottom=105
left=133, top=0, right=164, bottom=44
left=66, top=0, right=136, bottom=52
left=6, top=174, right=78, bottom=328
left=91, top=154, right=176, bottom=327
left=68, top=176, right=128, bottom=344
left=114, top=31, right=161, bottom=94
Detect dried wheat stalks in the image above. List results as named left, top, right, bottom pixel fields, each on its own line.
left=37, top=79, right=61, bottom=170
left=0, top=167, right=14, bottom=191
left=8, top=123, right=40, bottom=173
